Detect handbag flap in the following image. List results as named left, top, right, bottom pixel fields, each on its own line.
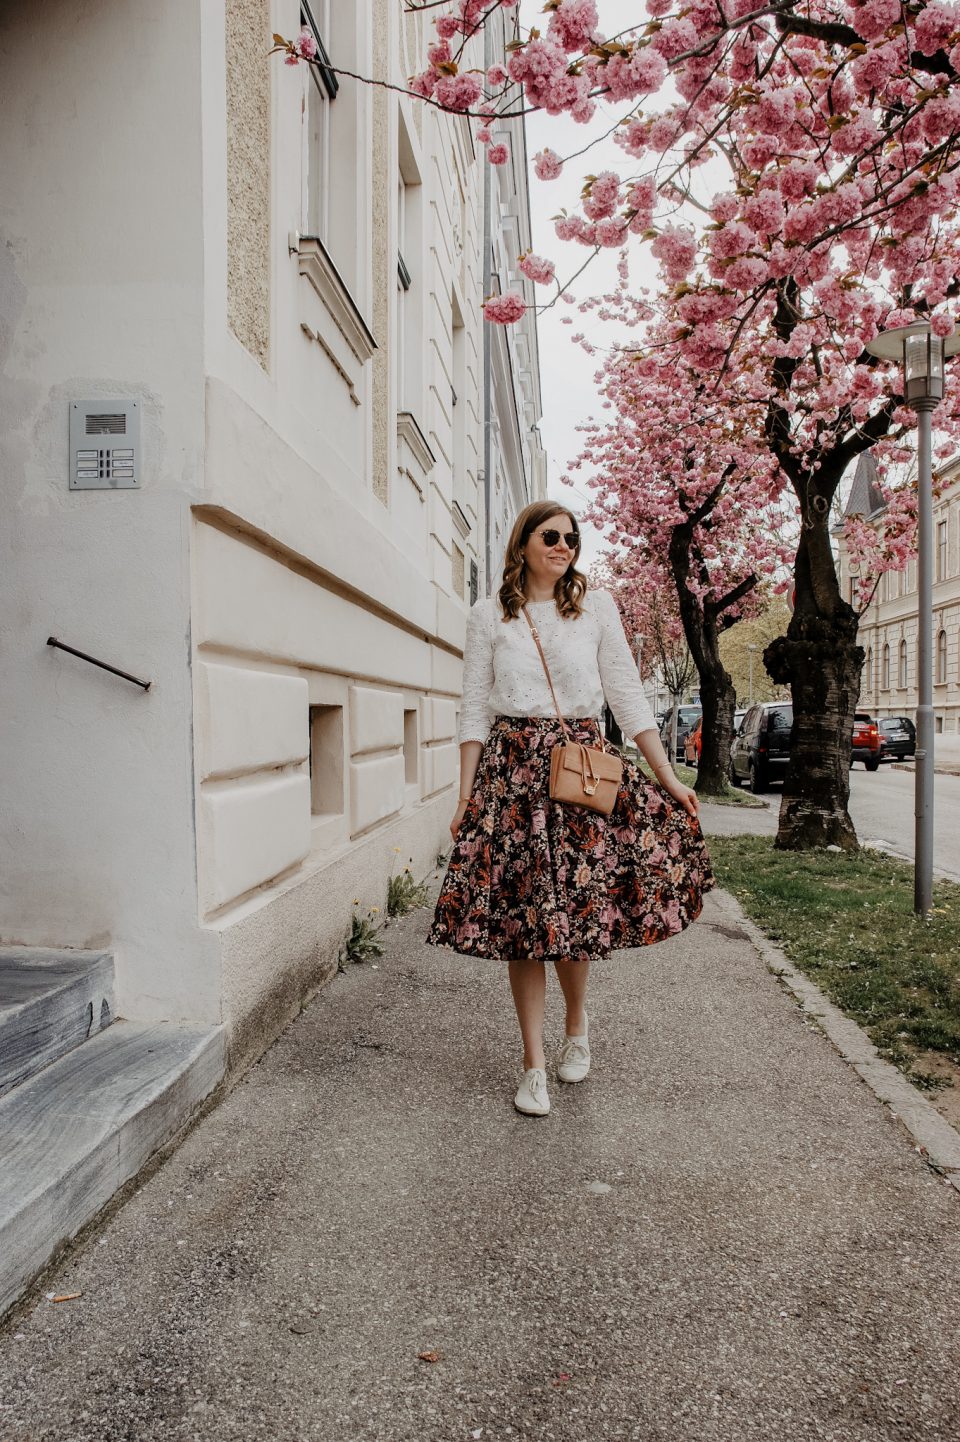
left=557, top=745, right=623, bottom=783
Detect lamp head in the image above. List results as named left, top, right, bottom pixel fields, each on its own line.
left=865, top=321, right=960, bottom=407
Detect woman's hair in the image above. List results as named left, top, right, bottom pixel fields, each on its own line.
left=497, top=500, right=587, bottom=621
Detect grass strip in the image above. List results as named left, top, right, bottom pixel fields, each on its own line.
left=708, top=836, right=960, bottom=1090
left=633, top=757, right=764, bottom=807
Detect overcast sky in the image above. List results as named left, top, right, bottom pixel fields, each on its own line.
left=520, top=2, right=658, bottom=568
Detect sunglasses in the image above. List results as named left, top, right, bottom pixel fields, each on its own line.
left=535, top=528, right=579, bottom=550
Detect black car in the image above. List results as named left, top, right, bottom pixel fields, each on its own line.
left=729, top=701, right=794, bottom=793
left=878, top=715, right=916, bottom=760
left=659, top=705, right=703, bottom=762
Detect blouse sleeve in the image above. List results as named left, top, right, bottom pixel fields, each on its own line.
left=595, top=590, right=657, bottom=738
left=458, top=601, right=495, bottom=744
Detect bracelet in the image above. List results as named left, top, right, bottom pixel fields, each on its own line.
left=652, top=762, right=674, bottom=775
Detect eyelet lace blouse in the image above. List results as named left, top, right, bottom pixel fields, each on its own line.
left=458, top=589, right=657, bottom=745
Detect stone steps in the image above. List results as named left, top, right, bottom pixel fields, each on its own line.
left=0, top=1018, right=225, bottom=1317
left=0, top=948, right=115, bottom=1098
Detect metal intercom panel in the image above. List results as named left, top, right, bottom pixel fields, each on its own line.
left=69, top=399, right=140, bottom=489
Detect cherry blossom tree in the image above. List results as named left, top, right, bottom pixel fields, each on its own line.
left=275, top=0, right=960, bottom=847
left=574, top=307, right=791, bottom=793
left=595, top=553, right=699, bottom=760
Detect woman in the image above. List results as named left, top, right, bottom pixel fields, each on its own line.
left=427, top=501, right=714, bottom=1116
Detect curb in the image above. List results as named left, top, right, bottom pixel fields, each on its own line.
left=711, top=887, right=960, bottom=1196
left=890, top=761, right=960, bottom=777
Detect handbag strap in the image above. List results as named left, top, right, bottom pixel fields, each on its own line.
left=520, top=605, right=575, bottom=742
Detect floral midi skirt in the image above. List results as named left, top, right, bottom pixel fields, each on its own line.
left=427, top=716, right=715, bottom=964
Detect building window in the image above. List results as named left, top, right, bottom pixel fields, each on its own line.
left=403, top=708, right=419, bottom=784
left=882, top=643, right=890, bottom=690
left=936, top=628, right=947, bottom=684
left=300, top=2, right=360, bottom=296
left=309, top=704, right=344, bottom=816
left=301, top=4, right=338, bottom=241
left=397, top=176, right=410, bottom=410
left=451, top=290, right=467, bottom=517
left=898, top=638, right=908, bottom=690
left=937, top=519, right=948, bottom=581
left=397, top=116, right=422, bottom=416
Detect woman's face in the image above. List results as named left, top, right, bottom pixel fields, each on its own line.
left=522, top=512, right=579, bottom=584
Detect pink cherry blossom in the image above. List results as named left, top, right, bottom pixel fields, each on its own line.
left=483, top=291, right=527, bottom=324
left=533, top=148, right=563, bottom=181
left=433, top=73, right=483, bottom=111
left=294, top=26, right=317, bottom=61
left=487, top=143, right=509, bottom=165
left=519, top=253, right=557, bottom=285
left=547, top=0, right=599, bottom=52
left=913, top=2, right=960, bottom=56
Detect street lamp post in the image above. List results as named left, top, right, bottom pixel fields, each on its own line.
left=748, top=644, right=757, bottom=705
left=865, top=322, right=959, bottom=915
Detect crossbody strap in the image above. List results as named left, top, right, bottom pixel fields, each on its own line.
left=520, top=605, right=575, bottom=742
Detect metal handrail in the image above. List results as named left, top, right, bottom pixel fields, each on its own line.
left=46, top=637, right=151, bottom=692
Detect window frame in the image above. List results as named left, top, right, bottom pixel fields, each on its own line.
left=299, top=3, right=340, bottom=246
left=936, top=628, right=948, bottom=685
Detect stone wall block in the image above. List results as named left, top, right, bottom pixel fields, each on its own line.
left=198, top=664, right=308, bottom=780
left=200, top=775, right=311, bottom=914
left=349, top=685, right=405, bottom=756
left=350, top=754, right=406, bottom=834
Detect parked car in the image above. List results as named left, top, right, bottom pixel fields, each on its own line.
left=660, top=705, right=703, bottom=762
left=851, top=711, right=882, bottom=771
left=683, top=716, right=703, bottom=766
left=733, top=708, right=747, bottom=735
left=878, top=715, right=917, bottom=761
left=684, top=710, right=746, bottom=767
left=729, top=701, right=794, bottom=792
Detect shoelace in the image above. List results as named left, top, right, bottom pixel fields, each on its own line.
left=559, top=1037, right=588, bottom=1065
left=526, top=1069, right=546, bottom=1097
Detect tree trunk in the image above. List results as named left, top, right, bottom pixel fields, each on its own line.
left=696, top=649, right=737, bottom=794
left=667, top=528, right=739, bottom=796
left=764, top=515, right=862, bottom=851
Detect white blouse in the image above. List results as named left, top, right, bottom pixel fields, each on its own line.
left=458, top=589, right=657, bottom=745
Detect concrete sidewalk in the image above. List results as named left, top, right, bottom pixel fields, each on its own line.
left=2, top=888, right=959, bottom=1442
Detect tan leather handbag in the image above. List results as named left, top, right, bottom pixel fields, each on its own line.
left=521, top=606, right=624, bottom=815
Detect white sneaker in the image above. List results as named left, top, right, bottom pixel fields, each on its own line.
left=514, top=1067, right=550, bottom=1116
left=557, top=1015, right=591, bottom=1083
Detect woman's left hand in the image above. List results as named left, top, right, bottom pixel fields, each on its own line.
left=661, top=774, right=699, bottom=818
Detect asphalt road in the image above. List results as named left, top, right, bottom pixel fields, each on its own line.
left=702, top=765, right=960, bottom=883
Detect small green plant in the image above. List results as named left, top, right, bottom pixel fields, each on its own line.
left=342, top=910, right=384, bottom=965
left=387, top=862, right=429, bottom=917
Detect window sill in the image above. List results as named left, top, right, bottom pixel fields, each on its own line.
left=296, top=234, right=377, bottom=365
left=397, top=410, right=435, bottom=480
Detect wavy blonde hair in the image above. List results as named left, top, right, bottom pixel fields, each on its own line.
left=497, top=501, right=587, bottom=621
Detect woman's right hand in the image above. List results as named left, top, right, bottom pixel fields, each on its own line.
left=450, top=799, right=470, bottom=840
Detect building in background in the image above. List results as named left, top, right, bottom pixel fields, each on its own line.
left=0, top=0, right=544, bottom=1306
left=836, top=452, right=960, bottom=733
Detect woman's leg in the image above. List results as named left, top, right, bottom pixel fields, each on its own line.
left=554, top=956, right=590, bottom=1036
left=508, top=959, right=547, bottom=1070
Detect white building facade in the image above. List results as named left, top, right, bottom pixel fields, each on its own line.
left=0, top=0, right=544, bottom=1071
left=837, top=454, right=960, bottom=735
